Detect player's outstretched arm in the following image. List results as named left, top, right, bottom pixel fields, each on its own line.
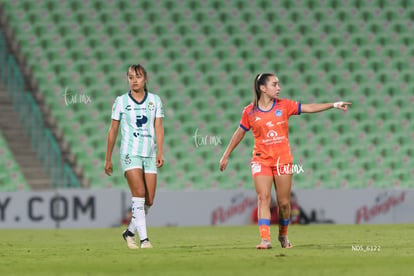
left=301, top=101, right=351, bottom=113
left=219, top=127, right=246, bottom=171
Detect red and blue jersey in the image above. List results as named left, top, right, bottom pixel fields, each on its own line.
left=240, top=98, right=301, bottom=166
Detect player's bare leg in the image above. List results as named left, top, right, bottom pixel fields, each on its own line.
left=273, top=174, right=293, bottom=248
left=126, top=169, right=146, bottom=197
left=254, top=175, right=274, bottom=249
left=143, top=173, right=157, bottom=214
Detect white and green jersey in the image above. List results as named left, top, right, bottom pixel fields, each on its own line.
left=111, top=91, right=164, bottom=157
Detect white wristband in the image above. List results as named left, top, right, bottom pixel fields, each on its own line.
left=333, top=102, right=343, bottom=109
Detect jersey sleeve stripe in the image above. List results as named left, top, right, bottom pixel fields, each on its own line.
left=239, top=124, right=249, bottom=131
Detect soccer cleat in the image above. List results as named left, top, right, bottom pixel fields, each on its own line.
left=140, top=239, right=153, bottom=249
left=256, top=239, right=272, bottom=249
left=122, top=229, right=139, bottom=249
left=278, top=236, right=293, bottom=249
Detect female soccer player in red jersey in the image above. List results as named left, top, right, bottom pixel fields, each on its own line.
left=219, top=73, right=351, bottom=249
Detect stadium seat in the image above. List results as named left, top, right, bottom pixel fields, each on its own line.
left=1, top=0, right=413, bottom=190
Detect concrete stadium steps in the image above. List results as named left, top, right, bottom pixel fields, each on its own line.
left=0, top=86, right=51, bottom=190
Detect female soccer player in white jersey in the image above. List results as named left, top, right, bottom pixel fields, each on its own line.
left=220, top=73, right=350, bottom=249
left=105, top=64, right=164, bottom=249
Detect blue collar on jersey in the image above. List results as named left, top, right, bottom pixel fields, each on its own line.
left=128, top=90, right=148, bottom=105
left=256, top=99, right=276, bottom=112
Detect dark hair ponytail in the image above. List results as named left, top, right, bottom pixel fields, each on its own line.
left=253, top=73, right=272, bottom=109
left=127, top=64, right=148, bottom=92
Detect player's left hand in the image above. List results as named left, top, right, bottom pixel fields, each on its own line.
left=105, top=160, right=113, bottom=176
left=156, top=152, right=164, bottom=168
left=333, top=101, right=352, bottom=111
left=219, top=156, right=228, bottom=171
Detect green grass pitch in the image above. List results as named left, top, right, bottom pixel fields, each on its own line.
left=1, top=224, right=413, bottom=275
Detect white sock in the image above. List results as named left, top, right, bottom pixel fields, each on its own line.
left=127, top=199, right=136, bottom=234
left=130, top=197, right=147, bottom=241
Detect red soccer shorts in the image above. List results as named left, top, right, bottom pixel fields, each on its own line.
left=251, top=161, right=294, bottom=176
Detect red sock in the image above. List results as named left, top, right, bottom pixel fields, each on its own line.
left=258, top=219, right=271, bottom=241
left=278, top=218, right=290, bottom=237
left=260, top=225, right=271, bottom=241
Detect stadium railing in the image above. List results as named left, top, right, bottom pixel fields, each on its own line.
left=0, top=31, right=6, bottom=83
left=1, top=33, right=81, bottom=188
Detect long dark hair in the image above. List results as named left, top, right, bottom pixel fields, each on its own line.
left=127, top=64, right=148, bottom=92
left=253, top=73, right=273, bottom=109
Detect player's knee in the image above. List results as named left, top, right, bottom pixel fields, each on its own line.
left=257, top=194, right=271, bottom=205
left=278, top=200, right=290, bottom=211
left=131, top=189, right=146, bottom=198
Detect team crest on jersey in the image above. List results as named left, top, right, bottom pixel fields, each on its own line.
left=124, top=154, right=131, bottom=165
left=275, top=109, right=283, bottom=117
left=148, top=101, right=155, bottom=111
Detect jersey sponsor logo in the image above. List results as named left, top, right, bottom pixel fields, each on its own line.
left=135, top=115, right=148, bottom=127
left=133, top=132, right=152, bottom=138
left=126, top=105, right=132, bottom=111
left=266, top=130, right=278, bottom=138
left=255, top=117, right=262, bottom=121
left=275, top=109, right=282, bottom=117
left=265, top=121, right=274, bottom=127
left=262, top=130, right=285, bottom=144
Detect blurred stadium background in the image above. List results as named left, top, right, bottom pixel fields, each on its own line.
left=0, top=0, right=413, bottom=193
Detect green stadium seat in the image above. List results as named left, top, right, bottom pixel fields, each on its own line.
left=3, top=0, right=413, bottom=190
